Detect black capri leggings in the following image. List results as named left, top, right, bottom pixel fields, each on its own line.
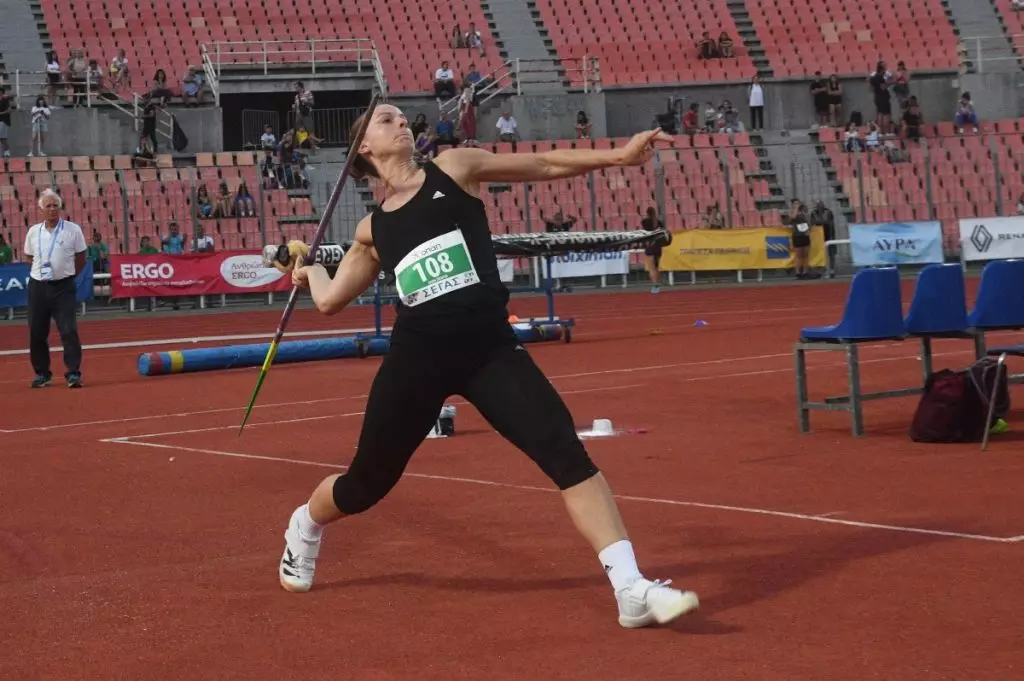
left=332, top=325, right=600, bottom=515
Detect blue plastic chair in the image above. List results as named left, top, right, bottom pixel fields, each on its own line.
left=800, top=267, right=906, bottom=342
left=968, top=259, right=1024, bottom=330
left=903, top=263, right=973, bottom=384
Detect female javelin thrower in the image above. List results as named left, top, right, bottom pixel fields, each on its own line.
left=282, top=103, right=699, bottom=628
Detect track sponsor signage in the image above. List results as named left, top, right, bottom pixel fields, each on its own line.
left=110, top=251, right=290, bottom=298
left=848, top=222, right=944, bottom=266
left=958, top=217, right=1024, bottom=261
left=0, top=261, right=94, bottom=308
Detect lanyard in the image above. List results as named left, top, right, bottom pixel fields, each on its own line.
left=39, top=219, right=64, bottom=264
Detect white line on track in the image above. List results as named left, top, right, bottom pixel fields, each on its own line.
left=0, top=326, right=394, bottom=357
left=100, top=438, right=1024, bottom=545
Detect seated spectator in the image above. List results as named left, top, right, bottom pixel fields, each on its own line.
left=213, top=181, right=234, bottom=219
left=496, top=110, right=518, bottom=144
left=0, top=235, right=14, bottom=264
left=434, top=61, right=457, bottom=99
left=138, top=235, right=159, bottom=254
left=182, top=68, right=203, bottom=106
left=465, top=22, right=485, bottom=56
left=702, top=204, right=725, bottom=229
left=260, top=123, right=276, bottom=150
left=195, top=184, right=214, bottom=218
left=901, top=99, right=923, bottom=141
left=451, top=24, right=465, bottom=49
left=682, top=103, right=700, bottom=135
left=718, top=33, right=734, bottom=59
left=465, top=64, right=483, bottom=88
left=87, top=60, right=103, bottom=100
left=161, top=222, right=185, bottom=253
left=235, top=181, right=256, bottom=217
left=133, top=132, right=156, bottom=167
left=109, top=48, right=129, bottom=88
left=151, top=69, right=174, bottom=106
left=703, top=101, right=717, bottom=131
left=541, top=209, right=576, bottom=233
left=698, top=32, right=719, bottom=60
left=955, top=92, right=979, bottom=134
left=722, top=101, right=743, bottom=133
left=295, top=125, right=324, bottom=152
left=261, top=149, right=279, bottom=189
left=865, top=122, right=881, bottom=151
left=194, top=226, right=215, bottom=253
left=411, top=113, right=429, bottom=139
left=576, top=110, right=592, bottom=139
left=435, top=113, right=458, bottom=150
left=87, top=231, right=110, bottom=273
left=844, top=122, right=866, bottom=152
left=415, top=128, right=436, bottom=161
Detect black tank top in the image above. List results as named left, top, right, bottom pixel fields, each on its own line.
left=371, top=162, right=510, bottom=333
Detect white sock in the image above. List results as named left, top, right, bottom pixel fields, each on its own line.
left=598, top=539, right=642, bottom=593
left=295, top=504, right=323, bottom=542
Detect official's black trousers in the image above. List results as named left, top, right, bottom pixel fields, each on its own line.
left=27, top=277, right=82, bottom=378
left=332, top=320, right=600, bottom=515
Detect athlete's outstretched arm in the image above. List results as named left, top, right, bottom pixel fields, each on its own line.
left=292, top=218, right=380, bottom=315
left=437, top=129, right=672, bottom=186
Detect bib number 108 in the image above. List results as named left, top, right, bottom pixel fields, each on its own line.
left=412, top=252, right=455, bottom=281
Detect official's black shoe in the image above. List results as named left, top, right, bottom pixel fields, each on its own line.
left=31, top=374, right=52, bottom=388
left=67, top=373, right=83, bottom=389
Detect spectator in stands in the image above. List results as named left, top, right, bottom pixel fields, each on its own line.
left=703, top=101, right=717, bottom=132
left=955, top=92, right=979, bottom=135
left=465, top=22, right=485, bottom=56
left=294, top=82, right=314, bottom=130
left=682, top=103, right=700, bottom=135
left=195, top=184, right=214, bottom=218
left=140, top=97, right=158, bottom=151
left=0, top=235, right=12, bottom=265
left=161, top=222, right=185, bottom=254
left=133, top=133, right=155, bottom=167
left=411, top=113, right=429, bottom=139
left=641, top=206, right=664, bottom=293
left=810, top=201, right=835, bottom=274
left=789, top=199, right=814, bottom=279
left=415, top=125, right=436, bottom=161
left=87, top=231, right=109, bottom=274
left=194, top=226, right=215, bottom=252
left=748, top=76, right=764, bottom=131
left=465, top=64, right=483, bottom=89
left=30, top=95, right=51, bottom=158
left=68, top=49, right=88, bottom=108
left=458, top=86, right=477, bottom=146
left=435, top=113, right=457, bottom=151
left=892, top=61, right=911, bottom=107
left=295, top=125, right=324, bottom=152
left=235, top=181, right=256, bottom=217
left=722, top=102, right=743, bottom=133
left=182, top=68, right=203, bottom=107
left=865, top=122, right=881, bottom=152
left=87, top=60, right=103, bottom=103
left=718, top=32, right=734, bottom=59
left=496, top=110, right=518, bottom=145
left=901, top=99, right=923, bottom=142
left=213, top=181, right=234, bottom=219
left=151, top=69, right=174, bottom=107
left=844, top=122, right=866, bottom=152
left=702, top=204, right=725, bottom=229
left=698, top=32, right=719, bottom=60
left=0, top=87, right=10, bottom=158
left=260, top=123, right=276, bottom=150
left=451, top=24, right=466, bottom=49
left=45, top=51, right=61, bottom=103
left=541, top=209, right=576, bottom=232
left=827, top=75, right=843, bottom=127
left=810, top=71, right=830, bottom=128
left=138, top=236, right=159, bottom=254
left=868, top=61, right=893, bottom=134
left=575, top=110, right=592, bottom=139
left=109, top=48, right=129, bottom=88
left=434, top=61, right=457, bottom=100
left=261, top=149, right=279, bottom=189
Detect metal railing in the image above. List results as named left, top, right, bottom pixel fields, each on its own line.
left=204, top=39, right=388, bottom=95
left=201, top=45, right=221, bottom=106
left=958, top=34, right=1024, bottom=73
left=513, top=56, right=602, bottom=95
left=439, top=60, right=518, bottom=119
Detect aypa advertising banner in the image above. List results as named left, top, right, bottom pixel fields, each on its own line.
left=958, top=216, right=1024, bottom=262
left=0, top=261, right=94, bottom=308
left=110, top=251, right=291, bottom=298
left=848, top=222, right=944, bottom=267
left=546, top=251, right=629, bottom=279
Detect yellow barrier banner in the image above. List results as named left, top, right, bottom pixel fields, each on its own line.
left=658, top=227, right=826, bottom=271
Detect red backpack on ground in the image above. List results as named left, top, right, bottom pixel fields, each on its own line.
left=910, top=358, right=1010, bottom=443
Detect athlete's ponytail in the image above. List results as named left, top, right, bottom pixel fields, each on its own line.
left=348, top=113, right=379, bottom=180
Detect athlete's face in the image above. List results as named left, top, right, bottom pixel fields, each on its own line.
left=360, top=105, right=413, bottom=158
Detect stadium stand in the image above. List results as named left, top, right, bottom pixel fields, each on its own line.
left=818, top=122, right=1024, bottom=254
left=41, top=0, right=505, bottom=94
left=0, top=153, right=316, bottom=257
left=748, top=0, right=960, bottom=76
left=994, top=0, right=1024, bottom=55
left=532, top=0, right=757, bottom=85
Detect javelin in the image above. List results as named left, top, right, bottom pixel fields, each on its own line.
left=238, top=91, right=381, bottom=434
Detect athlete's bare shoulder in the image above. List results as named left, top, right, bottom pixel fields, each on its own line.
left=434, top=147, right=491, bottom=196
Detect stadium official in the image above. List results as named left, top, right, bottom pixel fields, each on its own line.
left=23, top=189, right=87, bottom=388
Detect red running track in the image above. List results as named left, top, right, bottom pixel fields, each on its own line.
left=1, top=281, right=1022, bottom=680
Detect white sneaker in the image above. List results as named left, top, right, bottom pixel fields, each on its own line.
left=279, top=506, right=321, bottom=593
left=616, top=578, right=699, bottom=628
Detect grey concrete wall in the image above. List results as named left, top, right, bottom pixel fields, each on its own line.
left=3, top=106, right=223, bottom=156
left=959, top=72, right=1024, bottom=122
left=510, top=92, right=606, bottom=140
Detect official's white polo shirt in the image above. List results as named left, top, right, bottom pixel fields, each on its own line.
left=23, top=220, right=87, bottom=281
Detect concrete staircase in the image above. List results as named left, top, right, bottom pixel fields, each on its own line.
left=947, top=0, right=1020, bottom=72
left=0, top=0, right=48, bottom=78
left=743, top=130, right=788, bottom=221
left=482, top=0, right=566, bottom=94
left=729, top=0, right=773, bottom=78
left=760, top=129, right=850, bottom=236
